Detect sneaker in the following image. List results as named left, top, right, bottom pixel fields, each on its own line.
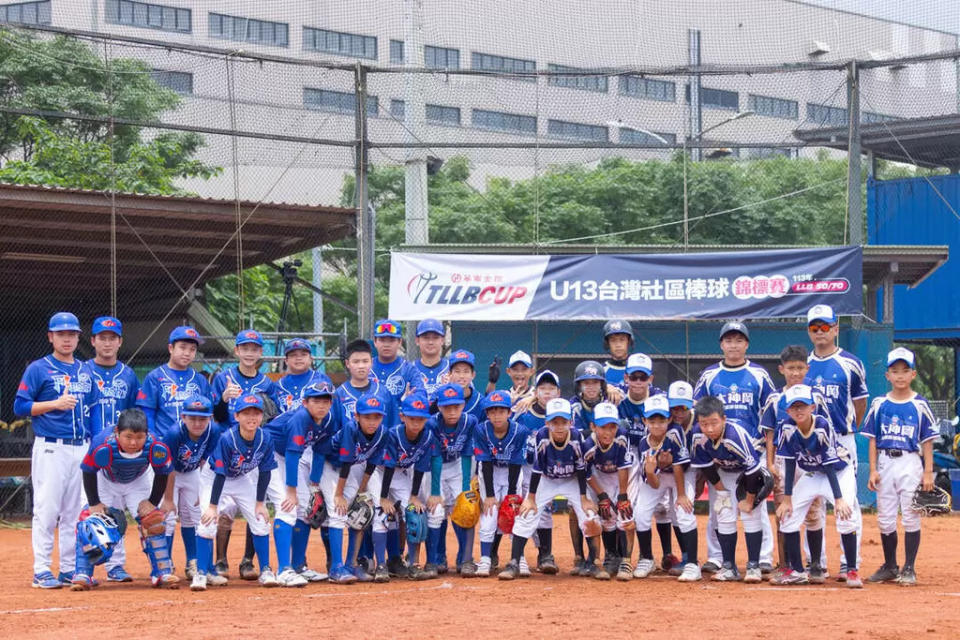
left=701, top=560, right=721, bottom=574
left=633, top=558, right=656, bottom=579
left=214, top=559, right=229, bottom=577
left=678, top=563, right=702, bottom=582
left=808, top=564, right=826, bottom=584
left=476, top=556, right=492, bottom=577
left=387, top=556, right=409, bottom=578
left=151, top=573, right=180, bottom=589
left=349, top=564, right=374, bottom=583
left=70, top=574, right=94, bottom=591
left=239, top=558, right=259, bottom=581
left=460, top=561, right=478, bottom=578
left=330, top=567, right=357, bottom=585
left=278, top=567, right=308, bottom=588
left=835, top=569, right=848, bottom=583
left=106, top=566, right=133, bottom=583
left=845, top=569, right=863, bottom=589
left=57, top=571, right=75, bottom=586
left=518, top=557, right=531, bottom=577
left=868, top=564, right=900, bottom=583
left=538, top=555, right=559, bottom=575
left=374, top=564, right=390, bottom=583
left=490, top=555, right=500, bottom=574
left=32, top=571, right=62, bottom=589
left=185, top=559, right=198, bottom=580
left=297, top=566, right=328, bottom=583
left=771, top=569, right=809, bottom=585
left=356, top=557, right=373, bottom=574
left=258, top=568, right=279, bottom=588
left=207, top=572, right=228, bottom=587
left=593, top=564, right=611, bottom=581
left=581, top=562, right=600, bottom=578
left=569, top=556, right=585, bottom=576
left=712, top=564, right=743, bottom=582
left=603, top=556, right=620, bottom=577
left=897, top=566, right=917, bottom=586
left=436, top=562, right=449, bottom=575
left=423, top=563, right=439, bottom=579
left=759, top=561, right=774, bottom=576
left=408, top=564, right=429, bottom=581
left=190, top=573, right=207, bottom=592
left=498, top=560, right=519, bottom=581
left=661, top=554, right=681, bottom=574
left=744, top=562, right=762, bottom=584
left=616, top=560, right=633, bottom=581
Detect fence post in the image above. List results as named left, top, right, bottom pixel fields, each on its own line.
left=355, top=63, right=375, bottom=340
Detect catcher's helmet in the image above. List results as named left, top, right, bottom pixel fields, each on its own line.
left=77, top=511, right=124, bottom=565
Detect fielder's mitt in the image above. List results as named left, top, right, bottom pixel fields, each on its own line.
left=405, top=505, right=428, bottom=544
left=735, top=467, right=773, bottom=508
left=497, top=494, right=523, bottom=534
left=912, top=485, right=951, bottom=516
left=347, top=492, right=375, bottom=530
left=258, top=393, right=280, bottom=424
left=451, top=488, right=481, bottom=528
left=305, top=489, right=327, bottom=529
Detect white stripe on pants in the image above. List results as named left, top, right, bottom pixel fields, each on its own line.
left=31, top=437, right=85, bottom=574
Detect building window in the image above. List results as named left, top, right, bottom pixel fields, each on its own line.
left=390, top=99, right=405, bottom=118
left=619, top=128, right=676, bottom=146
left=547, top=64, right=608, bottom=93
left=209, top=12, right=288, bottom=47
left=471, top=52, right=536, bottom=81
left=806, top=103, right=846, bottom=126
left=303, top=26, right=376, bottom=60
left=425, top=45, right=459, bottom=70
left=304, top=88, right=378, bottom=116
left=745, top=147, right=795, bottom=159
left=0, top=0, right=51, bottom=25
left=862, top=111, right=898, bottom=124
left=426, top=104, right=460, bottom=125
left=547, top=119, right=608, bottom=142
left=618, top=75, right=675, bottom=102
left=686, top=85, right=739, bottom=110
left=389, top=39, right=404, bottom=64
left=748, top=94, right=798, bottom=120
left=472, top=108, right=537, bottom=134
left=105, top=1, right=190, bottom=32
left=150, top=69, right=193, bottom=94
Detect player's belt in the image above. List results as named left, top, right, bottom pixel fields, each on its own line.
left=880, top=449, right=906, bottom=458
left=41, top=436, right=88, bottom=446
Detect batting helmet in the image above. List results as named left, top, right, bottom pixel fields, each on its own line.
left=602, top=319, right=634, bottom=348
left=735, top=466, right=774, bottom=508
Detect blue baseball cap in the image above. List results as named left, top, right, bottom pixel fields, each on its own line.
left=545, top=398, right=572, bottom=421
left=593, top=402, right=620, bottom=427
left=416, top=318, right=445, bottom=337
left=401, top=392, right=431, bottom=418
left=169, top=326, right=203, bottom=345
left=373, top=319, right=402, bottom=339
left=236, top=329, right=263, bottom=346
left=181, top=395, right=213, bottom=417
left=784, top=384, right=815, bottom=406
left=643, top=395, right=671, bottom=419
left=91, top=316, right=122, bottom=336
left=625, top=353, right=653, bottom=376
left=887, top=347, right=916, bottom=369
left=48, top=312, right=80, bottom=332
left=436, top=383, right=465, bottom=406
left=807, top=304, right=837, bottom=325
left=234, top=394, right=264, bottom=413
left=284, top=338, right=312, bottom=355
left=356, top=393, right=387, bottom=416
left=668, top=381, right=694, bottom=408
left=448, top=349, right=476, bottom=369
left=302, top=381, right=335, bottom=398
left=483, top=390, right=511, bottom=410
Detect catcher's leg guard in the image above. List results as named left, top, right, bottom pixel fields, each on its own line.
left=143, top=533, right=175, bottom=578
left=74, top=537, right=95, bottom=579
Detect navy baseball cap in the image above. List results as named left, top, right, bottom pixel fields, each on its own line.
left=92, top=316, right=122, bottom=336
left=416, top=318, right=444, bottom=337
left=719, top=321, right=749, bottom=341
left=169, top=326, right=203, bottom=345
left=448, top=349, right=476, bottom=369
left=643, top=395, right=671, bottom=419
left=236, top=329, right=263, bottom=346
left=373, top=319, right=402, bottom=339
left=234, top=394, right=264, bottom=413
left=356, top=393, right=386, bottom=416
left=483, top=390, right=511, bottom=410
left=181, top=395, right=213, bottom=417
left=535, top=370, right=560, bottom=387
left=49, top=312, right=80, bottom=332
left=401, top=392, right=431, bottom=418
left=284, top=338, right=312, bottom=355
left=436, top=383, right=466, bottom=406
left=302, top=381, right=335, bottom=398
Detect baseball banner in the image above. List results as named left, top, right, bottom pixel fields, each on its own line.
left=389, top=246, right=862, bottom=321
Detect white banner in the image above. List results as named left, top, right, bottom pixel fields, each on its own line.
left=388, top=252, right=549, bottom=320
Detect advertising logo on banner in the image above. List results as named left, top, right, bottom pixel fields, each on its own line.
left=389, top=247, right=862, bottom=321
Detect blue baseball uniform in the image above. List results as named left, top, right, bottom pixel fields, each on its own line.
left=759, top=386, right=832, bottom=442
left=137, top=365, right=212, bottom=436
left=693, top=361, right=775, bottom=438
left=637, top=424, right=691, bottom=480
left=571, top=396, right=601, bottom=437
left=429, top=413, right=477, bottom=465
left=777, top=415, right=847, bottom=473
left=603, top=361, right=626, bottom=388
left=81, top=429, right=173, bottom=484
left=335, top=380, right=398, bottom=431
left=16, top=355, right=95, bottom=440
left=461, top=385, right=485, bottom=422
left=617, top=387, right=666, bottom=450
left=371, top=357, right=424, bottom=401
left=209, top=426, right=277, bottom=478
left=805, top=349, right=868, bottom=436
left=583, top=429, right=632, bottom=482
left=84, top=361, right=140, bottom=438
left=272, top=369, right=333, bottom=414
left=690, top=419, right=762, bottom=473
left=266, top=404, right=342, bottom=485
left=861, top=394, right=937, bottom=454
left=473, top=419, right=527, bottom=469
left=211, top=367, right=276, bottom=430
left=414, top=358, right=450, bottom=404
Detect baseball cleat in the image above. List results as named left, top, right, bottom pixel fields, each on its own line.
left=770, top=569, right=809, bottom=585
left=239, top=558, right=259, bottom=581
left=897, top=567, right=917, bottom=586
left=57, top=571, right=75, bottom=586
left=593, top=564, right=611, bottom=581
left=423, top=563, right=439, bottom=579
left=185, top=559, right=198, bottom=580
left=538, top=555, right=559, bottom=575
left=569, top=556, right=586, bottom=576
left=151, top=573, right=180, bottom=589
left=808, top=564, right=826, bottom=584
left=661, top=554, right=682, bottom=574
left=616, top=561, right=633, bottom=581
left=207, top=572, right=228, bottom=587
left=868, top=564, right=900, bottom=583
left=498, top=561, right=520, bottom=581
left=297, top=566, right=328, bottom=582
left=374, top=565, right=390, bottom=583
left=759, top=562, right=774, bottom=575
left=744, top=562, right=763, bottom=583
left=580, top=562, right=600, bottom=578
left=701, top=560, right=721, bottom=574
left=407, top=564, right=429, bottom=581
left=845, top=569, right=863, bottom=589
left=387, top=556, right=409, bottom=578
left=633, top=558, right=655, bottom=579
left=475, top=556, right=492, bottom=577
left=436, top=562, right=449, bottom=575
left=70, top=574, right=94, bottom=591
left=678, top=563, right=702, bottom=582
left=214, top=559, right=229, bottom=577
left=32, top=571, right=62, bottom=589
left=258, top=568, right=279, bottom=588
left=189, top=573, right=207, bottom=592
left=106, top=566, right=133, bottom=582
left=712, top=564, right=742, bottom=582
left=329, top=567, right=357, bottom=585
left=278, top=567, right=308, bottom=587
left=518, top=557, right=531, bottom=577
left=460, top=561, right=478, bottom=578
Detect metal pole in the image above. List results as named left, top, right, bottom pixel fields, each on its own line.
left=355, top=63, right=374, bottom=339
left=688, top=29, right=702, bottom=163
left=404, top=0, right=427, bottom=359
left=847, top=61, right=863, bottom=246
left=312, top=245, right=324, bottom=358
left=683, top=138, right=689, bottom=250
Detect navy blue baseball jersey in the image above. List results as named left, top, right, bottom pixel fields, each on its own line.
left=428, top=412, right=477, bottom=463
left=531, top=427, right=586, bottom=479
left=637, top=424, right=691, bottom=479
left=211, top=367, right=276, bottom=429
left=81, top=430, right=173, bottom=483
left=759, top=386, right=832, bottom=440
left=460, top=385, right=485, bottom=422
left=603, top=361, right=626, bottom=388
left=15, top=355, right=95, bottom=440
left=330, top=420, right=387, bottom=468
left=777, top=414, right=848, bottom=473
left=617, top=386, right=666, bottom=448
left=272, top=369, right=333, bottom=414
left=414, top=358, right=449, bottom=404
left=693, top=361, right=775, bottom=438
left=209, top=426, right=277, bottom=478
left=515, top=405, right=547, bottom=466
left=583, top=429, right=632, bottom=476
left=84, top=361, right=140, bottom=437
left=571, top=396, right=600, bottom=436
left=383, top=423, right=437, bottom=473
left=472, top=419, right=527, bottom=468
left=165, top=421, right=220, bottom=474
left=137, top=365, right=213, bottom=436
left=689, top=418, right=762, bottom=473
left=805, top=349, right=869, bottom=436
left=371, top=357, right=424, bottom=401
left=861, top=393, right=938, bottom=453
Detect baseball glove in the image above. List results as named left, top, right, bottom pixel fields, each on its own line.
left=347, top=492, right=375, bottom=530
left=451, top=488, right=481, bottom=528
left=105, top=506, right=128, bottom=538
left=405, top=505, right=428, bottom=544
left=597, top=492, right=614, bottom=521
left=305, top=489, right=327, bottom=529
left=581, top=510, right=603, bottom=537
left=136, top=500, right=165, bottom=536
left=497, top=494, right=523, bottom=534
left=912, top=485, right=951, bottom=516
left=258, top=392, right=280, bottom=424
left=735, top=467, right=774, bottom=508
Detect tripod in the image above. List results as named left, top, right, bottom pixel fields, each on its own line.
left=275, top=258, right=302, bottom=355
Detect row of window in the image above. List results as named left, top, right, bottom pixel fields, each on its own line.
left=0, top=0, right=50, bottom=25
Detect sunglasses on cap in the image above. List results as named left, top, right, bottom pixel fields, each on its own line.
left=377, top=323, right=400, bottom=335
left=808, top=323, right=834, bottom=333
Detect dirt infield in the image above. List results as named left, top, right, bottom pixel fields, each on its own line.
left=1, top=513, right=957, bottom=639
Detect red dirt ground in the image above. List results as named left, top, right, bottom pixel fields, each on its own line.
left=1, top=513, right=957, bottom=639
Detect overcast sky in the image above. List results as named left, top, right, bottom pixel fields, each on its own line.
left=804, top=0, right=958, bottom=33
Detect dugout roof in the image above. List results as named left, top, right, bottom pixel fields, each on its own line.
left=0, top=182, right=355, bottom=323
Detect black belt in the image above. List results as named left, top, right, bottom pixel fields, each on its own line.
left=42, top=436, right=87, bottom=446
left=880, top=449, right=907, bottom=458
